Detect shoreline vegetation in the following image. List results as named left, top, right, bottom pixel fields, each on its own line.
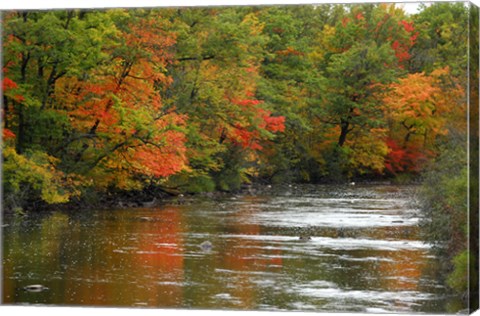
left=1, top=2, right=473, bottom=302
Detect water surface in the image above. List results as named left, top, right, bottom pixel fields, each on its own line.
left=2, top=184, right=465, bottom=313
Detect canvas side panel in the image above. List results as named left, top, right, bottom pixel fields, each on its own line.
left=469, top=1, right=479, bottom=312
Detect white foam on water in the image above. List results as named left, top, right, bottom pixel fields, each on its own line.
left=214, top=268, right=280, bottom=277
left=219, top=234, right=430, bottom=251
left=242, top=194, right=420, bottom=229
left=337, top=255, right=395, bottom=262
left=250, top=210, right=418, bottom=228
left=269, top=197, right=413, bottom=209
left=154, top=243, right=178, bottom=247
left=292, top=286, right=434, bottom=303
left=213, top=293, right=237, bottom=300
left=365, top=307, right=391, bottom=313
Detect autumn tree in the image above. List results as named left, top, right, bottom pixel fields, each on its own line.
left=57, top=9, right=189, bottom=190
left=316, top=4, right=418, bottom=179
left=2, top=9, right=190, bottom=209
left=255, top=5, right=331, bottom=182
left=2, top=10, right=113, bottom=209
left=162, top=7, right=285, bottom=192
left=382, top=67, right=465, bottom=174
left=410, top=2, right=468, bottom=79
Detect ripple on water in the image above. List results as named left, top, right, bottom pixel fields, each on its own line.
left=218, top=234, right=429, bottom=251
left=289, top=286, right=435, bottom=305
left=249, top=210, right=419, bottom=228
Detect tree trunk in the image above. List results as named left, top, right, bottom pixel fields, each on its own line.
left=338, top=119, right=349, bottom=147
left=17, top=48, right=30, bottom=154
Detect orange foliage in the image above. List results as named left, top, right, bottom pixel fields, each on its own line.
left=384, top=68, right=461, bottom=140
left=276, top=46, right=304, bottom=57
left=383, top=67, right=464, bottom=173
left=55, top=13, right=188, bottom=184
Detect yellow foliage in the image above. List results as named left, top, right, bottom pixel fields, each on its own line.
left=3, top=146, right=81, bottom=204
left=346, top=129, right=389, bottom=174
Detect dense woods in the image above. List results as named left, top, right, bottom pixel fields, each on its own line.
left=1, top=2, right=473, bottom=298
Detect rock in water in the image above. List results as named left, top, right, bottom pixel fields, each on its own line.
left=142, top=198, right=157, bottom=207
left=23, top=284, right=49, bottom=292
left=199, top=240, right=213, bottom=251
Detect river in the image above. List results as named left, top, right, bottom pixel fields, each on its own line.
left=2, top=184, right=465, bottom=313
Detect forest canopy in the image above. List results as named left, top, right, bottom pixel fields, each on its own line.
left=1, top=2, right=468, bottom=210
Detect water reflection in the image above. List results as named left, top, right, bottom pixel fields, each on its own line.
left=2, top=184, right=466, bottom=313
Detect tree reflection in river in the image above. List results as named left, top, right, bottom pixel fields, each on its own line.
left=221, top=196, right=283, bottom=309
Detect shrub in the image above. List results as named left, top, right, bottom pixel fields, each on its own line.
left=3, top=146, right=80, bottom=211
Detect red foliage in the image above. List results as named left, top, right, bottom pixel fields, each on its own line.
left=390, top=20, right=417, bottom=66
left=14, top=95, right=25, bottom=102
left=384, top=138, right=431, bottom=174
left=392, top=40, right=411, bottom=64
left=231, top=99, right=262, bottom=107
left=262, top=112, right=285, bottom=132
left=233, top=127, right=263, bottom=150
left=3, top=128, right=16, bottom=140
left=410, top=32, right=419, bottom=46
left=400, top=20, right=415, bottom=33
left=2, top=77, right=17, bottom=91
left=228, top=98, right=285, bottom=151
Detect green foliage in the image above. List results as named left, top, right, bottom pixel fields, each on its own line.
left=411, top=2, right=468, bottom=78
left=186, top=174, right=216, bottom=194
left=168, top=171, right=216, bottom=194
left=322, top=145, right=351, bottom=182
left=2, top=10, right=115, bottom=154
left=447, top=250, right=471, bottom=293
left=256, top=6, right=328, bottom=181
left=418, top=132, right=469, bottom=295
left=212, top=148, right=252, bottom=192
left=419, top=136, right=467, bottom=253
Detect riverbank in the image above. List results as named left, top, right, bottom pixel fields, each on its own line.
left=3, top=178, right=412, bottom=215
